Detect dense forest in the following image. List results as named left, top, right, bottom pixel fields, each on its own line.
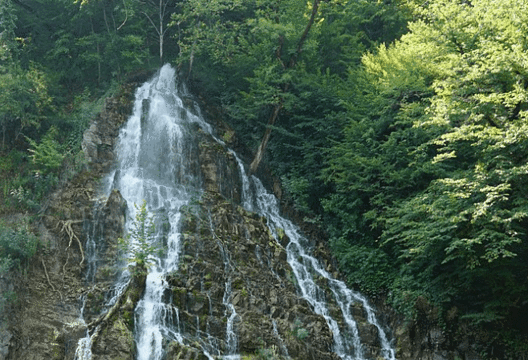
left=1, top=0, right=528, bottom=357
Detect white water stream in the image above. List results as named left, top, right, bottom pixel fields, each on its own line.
left=75, top=64, right=396, bottom=360
left=240, top=175, right=396, bottom=360
left=114, top=65, right=210, bottom=360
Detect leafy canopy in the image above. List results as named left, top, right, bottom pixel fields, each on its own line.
left=324, top=0, right=528, bottom=335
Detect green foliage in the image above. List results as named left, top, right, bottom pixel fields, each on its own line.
left=172, top=0, right=409, bottom=219
left=0, top=147, right=59, bottom=212
left=292, top=318, right=309, bottom=341
left=322, top=0, right=528, bottom=345
left=0, top=257, right=14, bottom=277
left=119, top=200, right=163, bottom=275
left=0, top=221, right=39, bottom=270
left=26, top=126, right=65, bottom=174
left=0, top=68, right=110, bottom=214
left=0, top=0, right=18, bottom=65
left=0, top=64, right=54, bottom=149
left=255, top=345, right=279, bottom=360
left=14, top=0, right=157, bottom=89
left=0, top=219, right=40, bottom=314
left=64, top=87, right=107, bottom=151
left=330, top=241, right=395, bottom=296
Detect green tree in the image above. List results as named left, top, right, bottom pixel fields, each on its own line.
left=0, top=64, right=54, bottom=149
left=173, top=0, right=326, bottom=171
left=0, top=0, right=18, bottom=60
left=324, top=1, right=528, bottom=349
left=119, top=200, right=162, bottom=275
left=14, top=0, right=153, bottom=89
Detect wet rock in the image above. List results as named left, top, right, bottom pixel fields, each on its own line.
left=82, top=89, right=138, bottom=173
left=166, top=174, right=347, bottom=360
left=198, top=133, right=242, bottom=203
left=91, top=318, right=134, bottom=360
left=2, top=81, right=141, bottom=360
left=0, top=326, right=12, bottom=360
left=166, top=342, right=210, bottom=360
left=358, top=323, right=380, bottom=345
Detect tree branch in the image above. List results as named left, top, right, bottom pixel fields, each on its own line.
left=117, top=0, right=129, bottom=30
left=289, top=0, right=320, bottom=68
left=249, top=0, right=321, bottom=174
left=142, top=11, right=161, bottom=36
left=249, top=102, right=283, bottom=175
left=276, top=35, right=285, bottom=69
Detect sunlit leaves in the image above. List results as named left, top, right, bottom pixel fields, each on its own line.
left=0, top=64, right=53, bottom=147
left=324, top=0, right=528, bottom=330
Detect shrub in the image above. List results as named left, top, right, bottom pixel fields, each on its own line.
left=0, top=221, right=39, bottom=313
left=119, top=200, right=163, bottom=276
left=0, top=221, right=39, bottom=271
left=26, top=126, right=65, bottom=175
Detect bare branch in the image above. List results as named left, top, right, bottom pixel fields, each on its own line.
left=142, top=11, right=161, bottom=36
left=117, top=0, right=129, bottom=31
left=42, top=259, right=63, bottom=301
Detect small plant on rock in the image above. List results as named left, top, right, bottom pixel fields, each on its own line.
left=292, top=318, right=309, bottom=341
left=256, top=344, right=279, bottom=360
left=119, top=200, right=163, bottom=276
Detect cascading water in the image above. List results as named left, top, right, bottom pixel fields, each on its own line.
left=112, top=65, right=209, bottom=360
left=79, top=64, right=396, bottom=359
left=75, top=183, right=119, bottom=360
left=237, top=169, right=397, bottom=360
left=208, top=212, right=240, bottom=359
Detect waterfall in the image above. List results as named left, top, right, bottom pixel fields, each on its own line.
left=113, top=65, right=208, bottom=360
left=77, top=64, right=396, bottom=359
left=74, top=188, right=117, bottom=360
left=214, top=218, right=240, bottom=359
left=236, top=162, right=397, bottom=360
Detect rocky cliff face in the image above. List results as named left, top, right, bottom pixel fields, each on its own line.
left=0, top=77, right=372, bottom=360
left=162, top=130, right=339, bottom=359
left=2, top=79, right=141, bottom=360
left=1, top=73, right=483, bottom=360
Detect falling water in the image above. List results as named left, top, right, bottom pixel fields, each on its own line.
left=77, top=64, right=396, bottom=359
left=112, top=64, right=208, bottom=360
left=272, top=319, right=290, bottom=358
left=74, top=186, right=118, bottom=360
left=235, top=159, right=397, bottom=360
left=211, top=215, right=240, bottom=359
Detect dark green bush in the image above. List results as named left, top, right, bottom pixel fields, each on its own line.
left=0, top=221, right=39, bottom=272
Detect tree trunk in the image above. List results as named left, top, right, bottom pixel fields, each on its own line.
left=249, top=102, right=282, bottom=175
left=248, top=0, right=321, bottom=174
left=159, top=0, right=163, bottom=64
